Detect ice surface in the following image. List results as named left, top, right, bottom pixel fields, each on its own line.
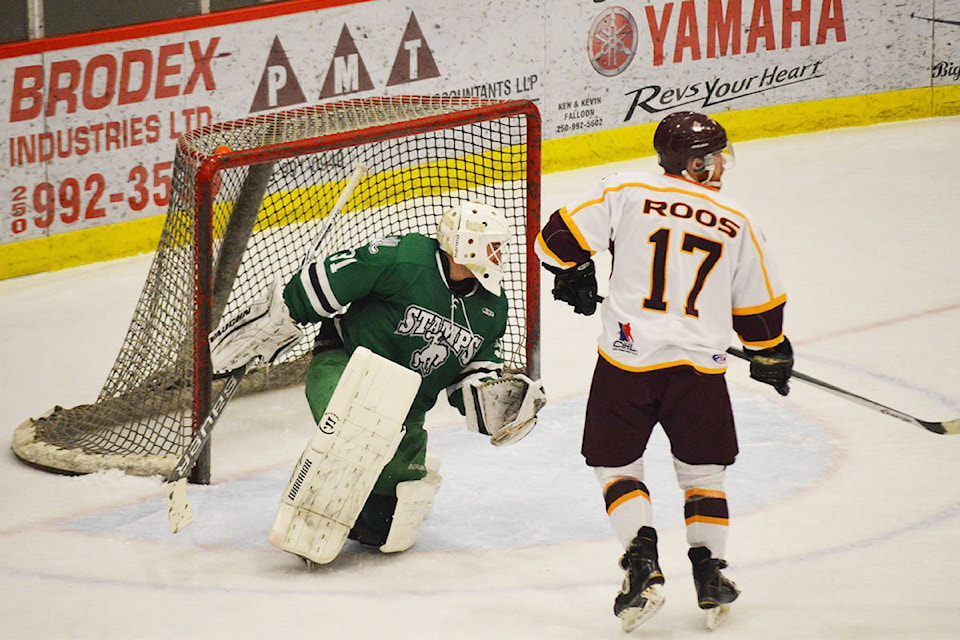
left=2, top=117, right=960, bottom=639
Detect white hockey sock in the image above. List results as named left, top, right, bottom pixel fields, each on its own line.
left=674, top=458, right=729, bottom=558
left=595, top=461, right=653, bottom=549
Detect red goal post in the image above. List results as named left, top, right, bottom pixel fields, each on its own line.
left=13, top=96, right=542, bottom=483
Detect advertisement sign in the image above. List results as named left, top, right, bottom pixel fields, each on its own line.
left=1, top=0, right=546, bottom=247
left=1, top=0, right=959, bottom=276
left=543, top=1, right=935, bottom=138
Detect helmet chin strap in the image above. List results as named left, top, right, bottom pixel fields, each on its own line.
left=702, top=173, right=723, bottom=189
left=683, top=156, right=722, bottom=189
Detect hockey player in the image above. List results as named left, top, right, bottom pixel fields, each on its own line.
left=210, top=200, right=545, bottom=564
left=535, top=112, right=793, bottom=631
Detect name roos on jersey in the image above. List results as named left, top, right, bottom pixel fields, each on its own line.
left=642, top=198, right=741, bottom=238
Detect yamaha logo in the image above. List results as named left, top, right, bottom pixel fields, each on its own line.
left=589, top=7, right=638, bottom=77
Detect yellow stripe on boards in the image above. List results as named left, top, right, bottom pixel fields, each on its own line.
left=543, top=86, right=954, bottom=174
left=4, top=86, right=959, bottom=281
left=0, top=215, right=166, bottom=279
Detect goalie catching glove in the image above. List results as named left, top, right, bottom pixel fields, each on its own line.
left=464, top=374, right=547, bottom=446
left=209, top=278, right=304, bottom=373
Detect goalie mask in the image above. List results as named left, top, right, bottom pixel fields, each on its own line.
left=437, top=201, right=512, bottom=294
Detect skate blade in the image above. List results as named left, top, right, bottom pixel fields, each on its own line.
left=705, top=604, right=731, bottom=630
left=619, top=584, right=666, bottom=632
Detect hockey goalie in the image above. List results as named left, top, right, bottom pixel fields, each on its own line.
left=209, top=201, right=546, bottom=565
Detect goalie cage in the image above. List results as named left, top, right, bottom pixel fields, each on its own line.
left=12, top=96, right=542, bottom=483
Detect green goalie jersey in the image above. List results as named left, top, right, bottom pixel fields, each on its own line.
left=283, top=233, right=509, bottom=416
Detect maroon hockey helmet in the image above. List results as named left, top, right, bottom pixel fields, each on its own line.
left=653, top=111, right=729, bottom=175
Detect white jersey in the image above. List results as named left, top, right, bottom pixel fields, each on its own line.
left=536, top=171, right=786, bottom=374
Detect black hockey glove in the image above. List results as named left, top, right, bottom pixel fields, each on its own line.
left=545, top=260, right=599, bottom=316
left=748, top=337, right=794, bottom=396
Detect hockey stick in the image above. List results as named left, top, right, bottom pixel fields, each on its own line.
left=166, top=365, right=246, bottom=533
left=303, top=162, right=369, bottom=263
left=726, top=347, right=960, bottom=435
left=165, top=163, right=369, bottom=533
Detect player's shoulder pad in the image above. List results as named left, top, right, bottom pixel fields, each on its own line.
left=353, top=234, right=439, bottom=273
left=351, top=233, right=419, bottom=265
left=390, top=233, right=441, bottom=265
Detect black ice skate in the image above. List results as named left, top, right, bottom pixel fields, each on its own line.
left=614, top=526, right=666, bottom=632
left=688, top=546, right=740, bottom=629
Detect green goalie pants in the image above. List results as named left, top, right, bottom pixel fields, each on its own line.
left=304, top=347, right=428, bottom=541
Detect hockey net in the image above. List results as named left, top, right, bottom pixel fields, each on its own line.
left=12, top=96, right=542, bottom=481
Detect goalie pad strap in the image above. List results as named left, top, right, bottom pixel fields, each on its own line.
left=268, top=346, right=421, bottom=565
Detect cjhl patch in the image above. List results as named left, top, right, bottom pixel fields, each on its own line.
left=613, top=321, right=638, bottom=355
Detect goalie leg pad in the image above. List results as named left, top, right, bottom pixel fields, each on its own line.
left=269, top=346, right=421, bottom=565
left=380, top=454, right=442, bottom=554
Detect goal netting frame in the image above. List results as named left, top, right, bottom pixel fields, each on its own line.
left=12, top=96, right=542, bottom=483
